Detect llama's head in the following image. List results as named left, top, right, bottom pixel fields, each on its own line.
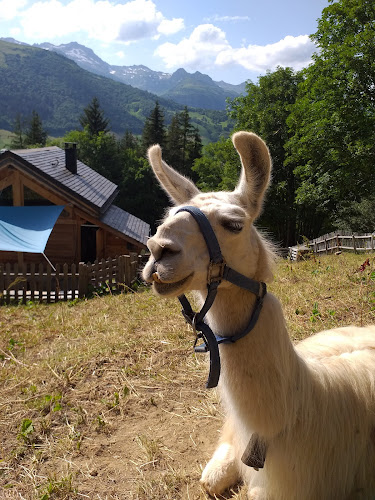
left=142, top=132, right=274, bottom=297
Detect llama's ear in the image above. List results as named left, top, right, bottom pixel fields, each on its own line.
left=232, top=131, right=272, bottom=219
left=148, top=144, right=200, bottom=205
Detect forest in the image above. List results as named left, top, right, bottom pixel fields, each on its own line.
left=7, top=0, right=375, bottom=247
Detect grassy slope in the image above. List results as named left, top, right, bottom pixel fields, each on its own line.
left=0, top=253, right=374, bottom=499
left=0, top=129, right=15, bottom=149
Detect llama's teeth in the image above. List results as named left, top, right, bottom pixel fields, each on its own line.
left=152, top=272, right=163, bottom=283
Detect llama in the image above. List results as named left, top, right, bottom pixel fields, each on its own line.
left=142, top=131, right=375, bottom=499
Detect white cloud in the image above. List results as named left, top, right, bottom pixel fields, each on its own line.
left=156, top=29, right=316, bottom=74
left=206, top=15, right=250, bottom=23
left=16, top=0, right=184, bottom=43
left=216, top=35, right=316, bottom=72
left=155, top=24, right=230, bottom=70
left=158, top=18, right=185, bottom=36
left=0, top=0, right=27, bottom=21
left=155, top=24, right=316, bottom=73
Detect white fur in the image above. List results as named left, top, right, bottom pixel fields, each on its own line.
left=143, top=132, right=375, bottom=499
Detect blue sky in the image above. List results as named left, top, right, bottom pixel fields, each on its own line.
left=1, top=0, right=330, bottom=84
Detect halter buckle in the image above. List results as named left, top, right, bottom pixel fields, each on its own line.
left=207, top=260, right=226, bottom=284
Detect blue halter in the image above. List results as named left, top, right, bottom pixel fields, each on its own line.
left=176, top=206, right=267, bottom=389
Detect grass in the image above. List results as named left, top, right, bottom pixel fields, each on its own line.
left=0, top=252, right=374, bottom=499
left=0, top=129, right=15, bottom=149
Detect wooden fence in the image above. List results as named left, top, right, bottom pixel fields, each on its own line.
left=289, top=231, right=375, bottom=260
left=309, top=231, right=375, bottom=255
left=0, top=253, right=142, bottom=305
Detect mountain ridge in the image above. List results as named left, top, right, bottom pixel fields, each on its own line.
left=2, top=38, right=246, bottom=110
left=0, top=39, right=232, bottom=142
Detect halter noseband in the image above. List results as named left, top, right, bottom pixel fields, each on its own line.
left=175, top=206, right=267, bottom=389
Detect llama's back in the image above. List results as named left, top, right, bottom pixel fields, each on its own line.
left=296, top=324, right=375, bottom=407
left=265, top=325, right=375, bottom=500
left=296, top=325, right=375, bottom=362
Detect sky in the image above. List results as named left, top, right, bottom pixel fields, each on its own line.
left=0, top=0, right=330, bottom=84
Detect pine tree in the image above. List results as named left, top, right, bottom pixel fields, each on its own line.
left=11, top=113, right=26, bottom=149
left=165, top=113, right=183, bottom=167
left=24, top=110, right=48, bottom=147
left=165, top=107, right=202, bottom=177
left=141, top=101, right=166, bottom=152
left=79, top=97, right=110, bottom=136
left=120, top=130, right=139, bottom=152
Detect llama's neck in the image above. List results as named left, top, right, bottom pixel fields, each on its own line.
left=199, top=285, right=303, bottom=439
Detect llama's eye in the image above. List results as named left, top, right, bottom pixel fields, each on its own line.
left=221, top=219, right=244, bottom=233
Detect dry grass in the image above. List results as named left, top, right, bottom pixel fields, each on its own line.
left=0, top=252, right=374, bottom=499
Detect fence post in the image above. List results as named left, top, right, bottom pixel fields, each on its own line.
left=124, top=255, right=131, bottom=287
left=0, top=263, right=4, bottom=305
left=38, top=262, right=44, bottom=303
left=118, top=255, right=125, bottom=291
left=352, top=234, right=357, bottom=253
left=78, top=262, right=89, bottom=297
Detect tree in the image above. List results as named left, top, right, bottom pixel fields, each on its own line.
left=165, top=107, right=202, bottom=178
left=287, top=0, right=375, bottom=235
left=10, top=113, right=26, bottom=149
left=79, top=97, right=110, bottom=136
left=192, top=137, right=240, bottom=192
left=24, top=110, right=48, bottom=147
left=228, top=67, right=302, bottom=246
left=141, top=101, right=166, bottom=152
left=119, top=147, right=168, bottom=232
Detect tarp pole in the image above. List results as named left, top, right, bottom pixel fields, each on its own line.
left=42, top=252, right=56, bottom=272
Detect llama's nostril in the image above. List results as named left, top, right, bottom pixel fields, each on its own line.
left=160, top=247, right=180, bottom=259
left=147, top=238, right=163, bottom=261
left=148, top=238, right=180, bottom=261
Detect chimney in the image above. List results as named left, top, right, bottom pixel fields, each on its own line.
left=65, top=142, right=77, bottom=174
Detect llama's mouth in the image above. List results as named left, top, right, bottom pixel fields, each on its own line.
left=152, top=272, right=193, bottom=296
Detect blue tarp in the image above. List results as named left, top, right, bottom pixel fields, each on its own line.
left=0, top=206, right=64, bottom=253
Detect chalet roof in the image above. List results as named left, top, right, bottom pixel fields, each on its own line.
left=5, top=146, right=118, bottom=214
left=100, top=205, right=149, bottom=246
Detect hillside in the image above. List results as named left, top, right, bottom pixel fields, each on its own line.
left=34, top=41, right=245, bottom=110
left=0, top=40, right=231, bottom=141
left=160, top=68, right=239, bottom=109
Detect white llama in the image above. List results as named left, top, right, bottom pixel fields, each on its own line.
left=142, top=131, right=375, bottom=500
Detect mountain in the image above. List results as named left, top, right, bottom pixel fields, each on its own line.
left=34, top=41, right=245, bottom=110
left=0, top=40, right=232, bottom=141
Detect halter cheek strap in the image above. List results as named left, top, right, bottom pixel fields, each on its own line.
left=175, top=206, right=267, bottom=389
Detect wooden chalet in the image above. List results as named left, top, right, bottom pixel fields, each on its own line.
left=0, top=144, right=150, bottom=265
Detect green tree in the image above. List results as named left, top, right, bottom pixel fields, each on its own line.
left=192, top=137, right=240, bottom=192
left=79, top=97, right=110, bottom=136
left=119, top=146, right=168, bottom=232
left=165, top=113, right=183, bottom=167
left=165, top=107, right=202, bottom=178
left=142, top=101, right=166, bottom=152
left=10, top=113, right=26, bottom=149
left=24, top=110, right=48, bottom=147
left=287, top=0, right=375, bottom=235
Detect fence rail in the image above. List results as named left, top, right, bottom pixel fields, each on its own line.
left=289, top=231, right=375, bottom=260
left=0, top=253, right=142, bottom=305
left=309, top=231, right=375, bottom=255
